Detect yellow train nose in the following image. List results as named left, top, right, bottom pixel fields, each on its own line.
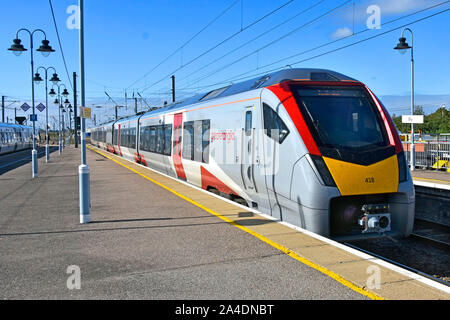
left=323, top=155, right=399, bottom=196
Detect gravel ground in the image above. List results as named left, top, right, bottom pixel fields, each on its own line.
left=347, top=235, right=450, bottom=283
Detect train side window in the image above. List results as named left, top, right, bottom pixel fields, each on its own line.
left=120, top=128, right=125, bottom=147
left=164, top=125, right=172, bottom=156
left=130, top=127, right=136, bottom=149
left=113, top=128, right=118, bottom=145
left=126, top=128, right=130, bottom=148
left=245, top=111, right=252, bottom=136
left=149, top=126, right=157, bottom=152
left=183, top=121, right=194, bottom=160
left=193, top=121, right=203, bottom=162
left=139, top=125, right=146, bottom=150
left=156, top=125, right=164, bottom=154
left=202, top=120, right=210, bottom=163
left=263, top=103, right=290, bottom=144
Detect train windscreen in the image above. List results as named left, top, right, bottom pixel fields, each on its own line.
left=292, top=86, right=389, bottom=153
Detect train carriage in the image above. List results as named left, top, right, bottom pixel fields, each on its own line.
left=90, top=68, right=415, bottom=240
left=0, top=123, right=32, bottom=155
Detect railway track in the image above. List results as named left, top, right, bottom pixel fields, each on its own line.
left=0, top=145, right=58, bottom=175
left=344, top=241, right=450, bottom=287
left=411, top=218, right=450, bottom=249
left=345, top=217, right=450, bottom=286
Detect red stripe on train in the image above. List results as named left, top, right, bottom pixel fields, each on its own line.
left=200, top=166, right=238, bottom=196
left=266, top=81, right=321, bottom=156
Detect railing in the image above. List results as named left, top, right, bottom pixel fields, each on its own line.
left=402, top=141, right=450, bottom=170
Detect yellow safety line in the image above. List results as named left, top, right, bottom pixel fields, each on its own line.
left=413, top=176, right=450, bottom=184
left=87, top=146, right=384, bottom=300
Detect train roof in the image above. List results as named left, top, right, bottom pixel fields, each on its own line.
left=96, top=68, right=357, bottom=127
left=0, top=123, right=32, bottom=129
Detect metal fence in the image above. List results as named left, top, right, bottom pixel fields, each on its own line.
left=402, top=141, right=450, bottom=171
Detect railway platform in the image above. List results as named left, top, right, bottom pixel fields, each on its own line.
left=412, top=170, right=450, bottom=190
left=0, top=146, right=449, bottom=300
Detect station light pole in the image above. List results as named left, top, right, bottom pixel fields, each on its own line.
left=68, top=104, right=73, bottom=140
left=50, top=84, right=69, bottom=155
left=8, top=28, right=55, bottom=178
left=79, top=0, right=91, bottom=224
left=394, top=28, right=415, bottom=171
left=33, top=67, right=60, bottom=162
left=63, top=98, right=70, bottom=147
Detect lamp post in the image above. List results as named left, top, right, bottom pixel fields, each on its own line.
left=50, top=84, right=68, bottom=154
left=79, top=0, right=90, bottom=224
left=8, top=29, right=55, bottom=178
left=63, top=98, right=70, bottom=147
left=34, top=68, right=60, bottom=162
left=68, top=104, right=73, bottom=142
left=394, top=27, right=415, bottom=171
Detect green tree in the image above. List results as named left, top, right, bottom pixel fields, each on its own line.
left=391, top=106, right=450, bottom=134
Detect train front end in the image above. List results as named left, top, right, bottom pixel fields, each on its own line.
left=287, top=78, right=415, bottom=240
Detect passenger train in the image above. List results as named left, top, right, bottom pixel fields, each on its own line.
left=90, top=69, right=415, bottom=240
left=0, top=123, right=32, bottom=155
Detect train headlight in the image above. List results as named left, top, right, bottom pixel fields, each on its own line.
left=397, top=152, right=408, bottom=183
left=309, top=155, right=336, bottom=187
left=379, top=216, right=389, bottom=229
left=358, top=212, right=391, bottom=234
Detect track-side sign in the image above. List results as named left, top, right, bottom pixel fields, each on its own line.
left=36, top=103, right=46, bottom=112
left=402, top=115, right=424, bottom=124
left=29, top=114, right=37, bottom=122
left=20, top=103, right=30, bottom=112
left=80, top=106, right=91, bottom=119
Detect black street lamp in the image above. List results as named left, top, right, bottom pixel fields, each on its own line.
left=394, top=27, right=415, bottom=171
left=35, top=66, right=60, bottom=162
left=51, top=83, right=68, bottom=154
left=8, top=28, right=55, bottom=178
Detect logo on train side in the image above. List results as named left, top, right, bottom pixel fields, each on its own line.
left=210, top=130, right=235, bottom=143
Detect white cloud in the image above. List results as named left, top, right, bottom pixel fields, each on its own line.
left=331, top=27, right=353, bottom=39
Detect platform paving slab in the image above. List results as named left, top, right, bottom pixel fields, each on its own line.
left=0, top=146, right=365, bottom=300
left=88, top=146, right=450, bottom=300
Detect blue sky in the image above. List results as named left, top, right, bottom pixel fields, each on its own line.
left=1, top=0, right=450, bottom=126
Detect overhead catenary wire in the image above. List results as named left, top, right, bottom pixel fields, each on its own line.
left=139, top=0, right=295, bottom=94
left=177, top=2, right=450, bottom=94
left=181, top=0, right=353, bottom=88
left=126, top=0, right=241, bottom=90
left=48, top=0, right=73, bottom=91
left=176, top=0, right=327, bottom=87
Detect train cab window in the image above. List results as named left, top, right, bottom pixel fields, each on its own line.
left=291, top=86, right=388, bottom=151
left=263, top=103, right=290, bottom=144
left=183, top=122, right=194, bottom=160
left=164, top=125, right=172, bottom=156
left=245, top=111, right=252, bottom=136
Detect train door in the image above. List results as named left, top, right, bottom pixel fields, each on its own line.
left=172, top=113, right=186, bottom=180
left=242, top=110, right=256, bottom=191
left=241, top=107, right=271, bottom=211
left=260, top=88, right=302, bottom=223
